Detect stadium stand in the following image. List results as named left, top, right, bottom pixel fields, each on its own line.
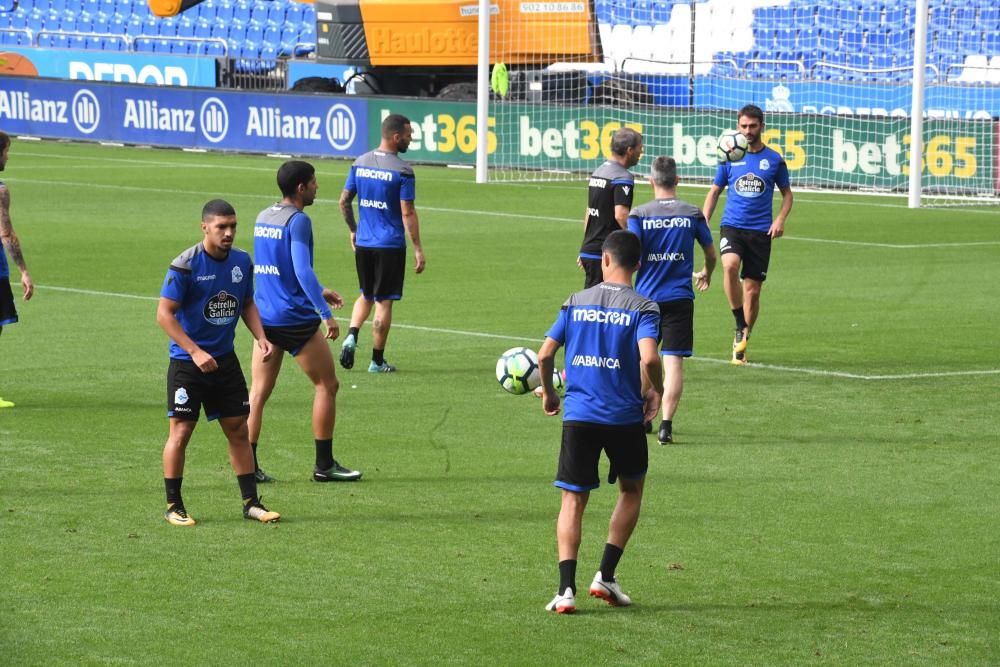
left=588, top=0, right=1000, bottom=83
left=0, top=0, right=316, bottom=61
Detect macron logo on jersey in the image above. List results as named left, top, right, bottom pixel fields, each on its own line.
left=360, top=199, right=389, bottom=210
left=255, top=226, right=283, bottom=239
left=572, top=308, right=632, bottom=327
left=356, top=167, right=393, bottom=182
left=642, top=217, right=691, bottom=230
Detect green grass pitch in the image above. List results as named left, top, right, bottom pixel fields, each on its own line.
left=1, top=139, right=998, bottom=665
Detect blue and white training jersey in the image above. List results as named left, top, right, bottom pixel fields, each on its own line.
left=713, top=145, right=790, bottom=233
left=343, top=149, right=415, bottom=250
left=253, top=203, right=332, bottom=326
left=545, top=282, right=660, bottom=426
left=160, top=243, right=253, bottom=361
left=628, top=198, right=714, bottom=303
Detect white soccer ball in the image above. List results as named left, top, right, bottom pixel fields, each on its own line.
left=496, top=347, right=541, bottom=395
left=717, top=130, right=749, bottom=163
left=533, top=368, right=566, bottom=397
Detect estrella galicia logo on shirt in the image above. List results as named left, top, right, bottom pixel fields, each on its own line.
left=734, top=173, right=766, bottom=198
left=203, top=290, right=239, bottom=325
left=231, top=266, right=243, bottom=283
left=174, top=387, right=189, bottom=405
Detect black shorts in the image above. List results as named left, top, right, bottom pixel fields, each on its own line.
left=657, top=299, right=694, bottom=357
left=0, top=277, right=18, bottom=326
left=555, top=421, right=648, bottom=492
left=580, top=257, right=603, bottom=289
left=719, top=225, right=772, bottom=282
left=167, top=352, right=250, bottom=422
left=264, top=320, right=320, bottom=356
left=355, top=246, right=406, bottom=301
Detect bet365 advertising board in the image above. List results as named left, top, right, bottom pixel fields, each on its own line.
left=369, top=100, right=998, bottom=193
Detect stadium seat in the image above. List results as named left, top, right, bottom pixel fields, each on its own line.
left=934, top=30, right=960, bottom=54
left=952, top=7, right=977, bottom=30
left=818, top=28, right=840, bottom=51
left=984, top=32, right=1000, bottom=55
left=959, top=31, right=983, bottom=55
left=954, top=54, right=989, bottom=82
left=883, top=6, right=907, bottom=27
left=842, top=30, right=864, bottom=51
left=858, top=5, right=882, bottom=29
left=262, top=23, right=279, bottom=45
left=215, top=1, right=235, bottom=23
left=979, top=8, right=1000, bottom=29
left=233, top=1, right=252, bottom=24
left=285, top=1, right=304, bottom=25
left=774, top=28, right=797, bottom=51
left=928, top=5, right=951, bottom=31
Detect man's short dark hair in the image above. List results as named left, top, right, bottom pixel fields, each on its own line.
left=277, top=160, right=315, bottom=197
left=202, top=199, right=236, bottom=220
left=602, top=230, right=641, bottom=270
left=738, top=104, right=764, bottom=124
left=611, top=127, right=642, bottom=157
left=0, top=131, right=10, bottom=153
left=381, top=113, right=411, bottom=139
left=650, top=156, right=678, bottom=188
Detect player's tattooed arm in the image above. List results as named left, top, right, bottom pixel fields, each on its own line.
left=339, top=189, right=357, bottom=233
left=0, top=185, right=28, bottom=272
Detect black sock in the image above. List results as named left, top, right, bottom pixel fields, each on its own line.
left=372, top=348, right=385, bottom=365
left=164, top=477, right=183, bottom=507
left=558, top=559, right=577, bottom=594
left=251, top=442, right=260, bottom=470
left=237, top=473, right=258, bottom=506
left=315, top=438, right=334, bottom=470
left=348, top=326, right=360, bottom=340
left=599, top=543, right=625, bottom=581
left=732, top=307, right=748, bottom=331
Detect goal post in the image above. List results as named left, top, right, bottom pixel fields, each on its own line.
left=476, top=0, right=999, bottom=207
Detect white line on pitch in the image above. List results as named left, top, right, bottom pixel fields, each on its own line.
left=36, top=285, right=999, bottom=381
left=9, top=177, right=998, bottom=250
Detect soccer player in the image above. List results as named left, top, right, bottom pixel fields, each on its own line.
left=0, top=131, right=34, bottom=409
left=338, top=113, right=426, bottom=373
left=249, top=161, right=361, bottom=483
left=628, top=156, right=717, bottom=445
left=157, top=199, right=280, bottom=526
left=702, top=104, right=793, bottom=364
left=538, top=230, right=664, bottom=614
left=578, top=127, right=643, bottom=288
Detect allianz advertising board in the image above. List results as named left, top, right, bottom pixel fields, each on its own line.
left=0, top=76, right=367, bottom=156
left=0, top=46, right=216, bottom=88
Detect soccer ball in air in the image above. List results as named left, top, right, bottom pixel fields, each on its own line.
left=533, top=368, right=566, bottom=397
left=717, top=130, right=749, bottom=163
left=496, top=347, right=541, bottom=395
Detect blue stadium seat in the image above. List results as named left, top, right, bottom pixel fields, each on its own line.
left=285, top=1, right=304, bottom=24
left=883, top=6, right=907, bottom=26
left=817, top=28, right=840, bottom=51
left=215, top=1, right=235, bottom=23
left=866, top=28, right=889, bottom=52
left=792, top=6, right=815, bottom=26
left=888, top=28, right=912, bottom=53
left=262, top=23, right=279, bottom=45
left=157, top=16, right=178, bottom=36
left=298, top=20, right=314, bottom=41
left=858, top=5, right=881, bottom=28
left=68, top=34, right=87, bottom=49
left=928, top=5, right=951, bottom=31
left=934, top=30, right=960, bottom=54
left=979, top=7, right=1000, bottom=28
left=177, top=17, right=195, bottom=37
left=125, top=16, right=142, bottom=34
left=609, top=1, right=631, bottom=25
left=201, top=40, right=226, bottom=56
left=594, top=0, right=613, bottom=24
left=650, top=0, right=671, bottom=24
left=984, top=31, right=1000, bottom=55
left=870, top=52, right=894, bottom=70
left=752, top=27, right=775, bottom=50
left=774, top=28, right=797, bottom=50
left=234, top=1, right=252, bottom=24
left=102, top=36, right=127, bottom=50
left=194, top=19, right=212, bottom=39
left=952, top=7, right=977, bottom=30
left=8, top=10, right=28, bottom=30
left=842, top=30, right=864, bottom=51
left=959, top=31, right=983, bottom=54
left=153, top=38, right=172, bottom=52
left=244, top=19, right=263, bottom=43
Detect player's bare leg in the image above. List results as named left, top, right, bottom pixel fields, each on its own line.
left=722, top=254, right=749, bottom=363
left=742, top=278, right=762, bottom=334
left=296, top=330, right=361, bottom=482
left=590, top=477, right=644, bottom=607
left=163, top=418, right=197, bottom=525
left=221, top=415, right=280, bottom=523
left=547, top=489, right=589, bottom=613
left=369, top=300, right=395, bottom=372
left=658, top=356, right=682, bottom=444
left=340, top=294, right=373, bottom=369
left=293, top=330, right=339, bottom=440
left=248, top=343, right=284, bottom=480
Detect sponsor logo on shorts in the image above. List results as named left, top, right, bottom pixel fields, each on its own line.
left=720, top=236, right=730, bottom=250
left=203, top=290, right=239, bottom=325
left=174, top=387, right=189, bottom=405
left=231, top=266, right=243, bottom=283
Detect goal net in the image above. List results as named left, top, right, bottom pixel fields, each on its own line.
left=482, top=0, right=1000, bottom=207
